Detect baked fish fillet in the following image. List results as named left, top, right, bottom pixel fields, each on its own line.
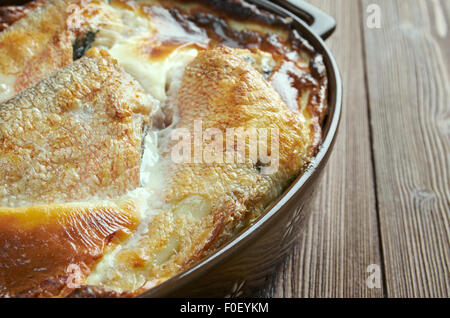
left=81, top=47, right=315, bottom=295
left=0, top=48, right=153, bottom=297
left=0, top=0, right=75, bottom=102
left=0, top=48, right=152, bottom=207
left=0, top=0, right=120, bottom=103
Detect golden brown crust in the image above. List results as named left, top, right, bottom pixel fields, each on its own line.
left=0, top=0, right=77, bottom=102
left=0, top=49, right=153, bottom=298
left=119, top=0, right=327, bottom=147
left=166, top=46, right=315, bottom=258
left=0, top=0, right=45, bottom=32
left=0, top=48, right=152, bottom=207
left=68, top=285, right=124, bottom=298
left=0, top=200, right=139, bottom=298
left=0, top=0, right=124, bottom=102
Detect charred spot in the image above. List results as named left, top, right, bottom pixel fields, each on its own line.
left=195, top=0, right=285, bottom=26
left=289, top=29, right=315, bottom=55
left=72, top=31, right=97, bottom=60
left=255, top=160, right=263, bottom=173
left=0, top=0, right=45, bottom=32
left=262, top=69, right=273, bottom=80
left=310, top=54, right=327, bottom=80
left=68, top=285, right=122, bottom=298
left=190, top=12, right=267, bottom=48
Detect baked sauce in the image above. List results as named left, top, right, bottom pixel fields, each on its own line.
left=112, top=0, right=327, bottom=120
left=0, top=0, right=327, bottom=122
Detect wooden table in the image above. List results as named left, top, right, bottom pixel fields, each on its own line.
left=259, top=0, right=449, bottom=298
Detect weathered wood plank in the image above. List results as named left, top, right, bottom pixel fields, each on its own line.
left=362, top=0, right=450, bottom=298
left=259, top=0, right=384, bottom=298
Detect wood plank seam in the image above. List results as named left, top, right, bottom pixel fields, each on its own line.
left=358, top=0, right=389, bottom=298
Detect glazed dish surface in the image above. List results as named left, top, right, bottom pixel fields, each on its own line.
left=0, top=0, right=327, bottom=297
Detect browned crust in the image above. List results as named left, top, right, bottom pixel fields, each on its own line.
left=68, top=286, right=124, bottom=298
left=0, top=200, right=140, bottom=298
left=161, top=0, right=328, bottom=132
left=0, top=48, right=152, bottom=207
left=190, top=0, right=327, bottom=75
left=186, top=0, right=287, bottom=26
left=0, top=0, right=76, bottom=103
left=0, top=0, right=44, bottom=32
left=0, top=0, right=328, bottom=125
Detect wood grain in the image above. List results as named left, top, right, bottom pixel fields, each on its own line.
left=259, top=0, right=384, bottom=298
left=362, top=0, right=450, bottom=297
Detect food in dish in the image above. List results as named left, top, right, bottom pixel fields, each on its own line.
left=0, top=0, right=327, bottom=297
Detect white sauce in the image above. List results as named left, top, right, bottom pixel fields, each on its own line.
left=0, top=74, right=16, bottom=103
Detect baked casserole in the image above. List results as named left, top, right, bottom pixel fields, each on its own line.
left=0, top=0, right=327, bottom=297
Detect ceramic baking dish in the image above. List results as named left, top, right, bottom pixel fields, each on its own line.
left=1, top=0, right=342, bottom=297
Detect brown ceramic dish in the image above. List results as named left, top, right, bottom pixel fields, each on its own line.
left=1, top=0, right=341, bottom=297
